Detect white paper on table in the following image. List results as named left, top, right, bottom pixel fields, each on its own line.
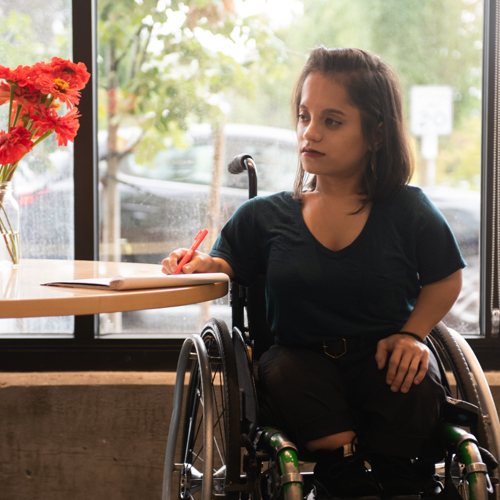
left=40, top=273, right=230, bottom=291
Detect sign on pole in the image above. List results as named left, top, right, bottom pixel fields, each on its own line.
left=410, top=85, right=453, bottom=136
left=410, top=85, right=453, bottom=186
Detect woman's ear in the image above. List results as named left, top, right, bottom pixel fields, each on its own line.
left=372, top=122, right=384, bottom=151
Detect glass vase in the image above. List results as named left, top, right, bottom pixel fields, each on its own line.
left=0, top=181, right=19, bottom=267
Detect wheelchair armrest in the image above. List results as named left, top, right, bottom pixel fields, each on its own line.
left=441, top=396, right=479, bottom=428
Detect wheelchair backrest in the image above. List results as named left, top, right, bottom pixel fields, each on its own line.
left=228, top=154, right=275, bottom=360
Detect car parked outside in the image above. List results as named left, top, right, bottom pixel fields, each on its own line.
left=113, top=123, right=298, bottom=263
left=112, top=124, right=479, bottom=263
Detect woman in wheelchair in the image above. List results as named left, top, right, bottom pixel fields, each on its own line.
left=162, top=47, right=465, bottom=499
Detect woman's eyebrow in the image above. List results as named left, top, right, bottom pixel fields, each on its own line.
left=322, top=108, right=346, bottom=117
left=298, top=104, right=346, bottom=117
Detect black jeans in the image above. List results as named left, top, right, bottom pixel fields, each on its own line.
left=257, top=341, right=446, bottom=458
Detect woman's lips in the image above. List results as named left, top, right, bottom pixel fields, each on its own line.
left=302, top=148, right=325, bottom=158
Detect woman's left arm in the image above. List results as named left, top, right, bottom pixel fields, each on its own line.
left=375, top=269, right=463, bottom=394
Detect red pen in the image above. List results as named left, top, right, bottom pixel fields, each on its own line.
left=174, top=229, right=209, bottom=274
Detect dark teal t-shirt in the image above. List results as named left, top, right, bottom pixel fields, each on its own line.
left=209, top=187, right=466, bottom=346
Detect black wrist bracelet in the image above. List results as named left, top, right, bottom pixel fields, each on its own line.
left=400, top=331, right=426, bottom=344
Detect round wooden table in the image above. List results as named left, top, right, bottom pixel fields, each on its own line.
left=0, top=259, right=228, bottom=318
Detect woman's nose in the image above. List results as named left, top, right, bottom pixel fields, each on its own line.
left=302, top=120, right=321, bottom=141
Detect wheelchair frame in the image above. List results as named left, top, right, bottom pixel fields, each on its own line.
left=163, top=154, right=500, bottom=500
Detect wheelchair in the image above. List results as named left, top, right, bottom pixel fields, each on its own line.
left=163, top=154, right=500, bottom=500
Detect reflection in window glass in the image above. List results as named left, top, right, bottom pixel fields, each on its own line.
left=0, top=0, right=74, bottom=335
left=98, top=0, right=482, bottom=336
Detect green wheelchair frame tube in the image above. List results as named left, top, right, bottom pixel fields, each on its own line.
left=443, top=424, right=493, bottom=500
left=265, top=429, right=304, bottom=500
left=264, top=425, right=494, bottom=500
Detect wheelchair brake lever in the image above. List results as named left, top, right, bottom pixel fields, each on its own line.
left=241, top=433, right=256, bottom=458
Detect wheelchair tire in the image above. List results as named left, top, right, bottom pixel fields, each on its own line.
left=179, top=318, right=241, bottom=500
left=429, top=323, right=490, bottom=452
left=428, top=324, right=496, bottom=500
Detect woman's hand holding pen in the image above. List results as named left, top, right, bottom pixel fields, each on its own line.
left=375, top=334, right=430, bottom=394
left=162, top=249, right=215, bottom=275
left=161, top=249, right=235, bottom=277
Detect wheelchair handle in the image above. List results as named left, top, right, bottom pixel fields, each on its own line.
left=228, top=154, right=258, bottom=199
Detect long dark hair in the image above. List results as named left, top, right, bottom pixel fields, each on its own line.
left=292, top=47, right=414, bottom=205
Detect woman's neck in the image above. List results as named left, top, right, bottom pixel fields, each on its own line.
left=313, top=174, right=365, bottom=200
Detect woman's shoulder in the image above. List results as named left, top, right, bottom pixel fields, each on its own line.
left=232, top=190, right=295, bottom=222
left=389, top=185, right=425, bottom=204
left=382, top=185, right=437, bottom=213
left=375, top=185, right=442, bottom=227
left=253, top=190, right=294, bottom=203
left=245, top=190, right=295, bottom=211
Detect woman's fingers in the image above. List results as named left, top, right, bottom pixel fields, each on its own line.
left=385, top=344, right=403, bottom=386
left=393, top=351, right=419, bottom=392
left=161, top=248, right=189, bottom=274
left=412, top=352, right=429, bottom=385
left=162, top=250, right=216, bottom=274
left=375, top=338, right=389, bottom=369
left=378, top=334, right=430, bottom=393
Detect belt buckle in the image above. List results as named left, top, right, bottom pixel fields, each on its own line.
left=323, top=339, right=346, bottom=359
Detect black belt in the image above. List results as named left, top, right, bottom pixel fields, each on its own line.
left=275, top=334, right=388, bottom=358
left=318, top=336, right=382, bottom=359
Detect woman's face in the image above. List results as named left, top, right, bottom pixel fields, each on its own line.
left=297, top=72, right=371, bottom=183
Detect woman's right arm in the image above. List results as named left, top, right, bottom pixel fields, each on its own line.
left=161, top=249, right=235, bottom=278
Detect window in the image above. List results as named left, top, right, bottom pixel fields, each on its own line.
left=0, top=0, right=498, bottom=370
left=0, top=0, right=74, bottom=335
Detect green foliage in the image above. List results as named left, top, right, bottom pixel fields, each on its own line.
left=228, top=0, right=483, bottom=188
left=1, top=0, right=484, bottom=188
left=0, top=1, right=72, bottom=178
left=98, top=0, right=286, bottom=164
left=0, top=3, right=72, bottom=66
left=435, top=116, right=482, bottom=189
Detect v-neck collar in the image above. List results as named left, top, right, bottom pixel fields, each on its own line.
left=292, top=196, right=375, bottom=257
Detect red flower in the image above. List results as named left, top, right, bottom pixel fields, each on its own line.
left=31, top=106, right=81, bottom=146
left=0, top=83, right=11, bottom=106
left=54, top=107, right=81, bottom=146
left=0, top=65, right=32, bottom=87
left=15, top=82, right=42, bottom=110
left=0, top=81, right=42, bottom=111
left=31, top=58, right=89, bottom=107
left=48, top=57, right=90, bottom=90
left=0, top=127, right=34, bottom=165
left=0, top=66, right=10, bottom=80
left=35, top=73, right=81, bottom=107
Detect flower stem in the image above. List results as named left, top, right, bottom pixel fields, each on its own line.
left=0, top=197, right=17, bottom=265
left=5, top=161, right=20, bottom=182
left=12, top=104, right=22, bottom=128
left=7, top=83, right=17, bottom=131
left=32, top=130, right=54, bottom=147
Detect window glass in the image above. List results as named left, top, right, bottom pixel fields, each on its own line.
left=98, top=0, right=482, bottom=336
left=0, top=0, right=74, bottom=335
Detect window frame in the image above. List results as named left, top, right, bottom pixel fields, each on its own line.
left=0, top=0, right=498, bottom=371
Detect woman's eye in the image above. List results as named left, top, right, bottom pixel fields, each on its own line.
left=325, top=117, right=338, bottom=126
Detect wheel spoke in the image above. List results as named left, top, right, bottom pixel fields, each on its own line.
left=183, top=417, right=195, bottom=464
left=211, top=367, right=227, bottom=464
left=213, top=430, right=224, bottom=469
left=188, top=390, right=205, bottom=467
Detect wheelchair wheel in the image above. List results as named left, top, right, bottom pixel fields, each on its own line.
left=428, top=324, right=496, bottom=500
left=429, top=324, right=490, bottom=451
left=179, top=318, right=241, bottom=500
